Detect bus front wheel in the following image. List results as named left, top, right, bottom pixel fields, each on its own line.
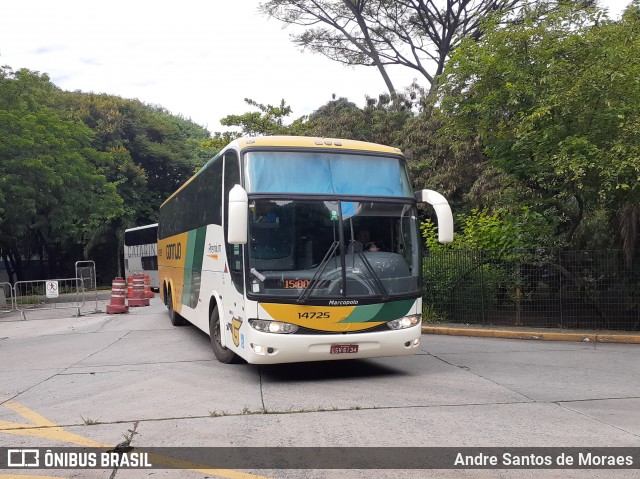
left=167, top=289, right=186, bottom=326
left=210, top=308, right=240, bottom=364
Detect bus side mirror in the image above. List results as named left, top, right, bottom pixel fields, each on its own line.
left=416, top=189, right=454, bottom=243
left=228, top=185, right=248, bottom=244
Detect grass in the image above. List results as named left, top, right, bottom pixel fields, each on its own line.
left=81, top=415, right=101, bottom=425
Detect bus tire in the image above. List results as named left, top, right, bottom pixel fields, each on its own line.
left=167, top=288, right=187, bottom=326
left=210, top=307, right=240, bottom=364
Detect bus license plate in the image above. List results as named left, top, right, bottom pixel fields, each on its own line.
left=330, top=344, right=359, bottom=354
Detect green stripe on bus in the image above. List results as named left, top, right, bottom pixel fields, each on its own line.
left=182, top=230, right=197, bottom=305
left=369, top=299, right=414, bottom=322
left=181, top=226, right=207, bottom=307
left=338, top=299, right=414, bottom=323
left=192, top=226, right=207, bottom=271
left=339, top=304, right=383, bottom=323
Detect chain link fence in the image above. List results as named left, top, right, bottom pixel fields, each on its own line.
left=423, top=249, right=640, bottom=331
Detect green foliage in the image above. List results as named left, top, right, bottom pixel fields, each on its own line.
left=62, top=92, right=213, bottom=221
left=308, top=92, right=413, bottom=146
left=217, top=98, right=312, bottom=138
left=202, top=131, right=243, bottom=155
left=0, top=66, right=214, bottom=281
left=401, top=106, right=490, bottom=211
left=2, top=1, right=639, bottom=286
left=440, top=3, right=640, bottom=256
left=211, top=94, right=413, bottom=151
left=0, top=67, right=124, bottom=279
left=422, top=207, right=561, bottom=252
left=309, top=97, right=367, bottom=139
left=422, top=206, right=562, bottom=325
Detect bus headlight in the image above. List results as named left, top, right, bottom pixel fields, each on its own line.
left=249, top=320, right=299, bottom=334
left=387, top=314, right=421, bottom=330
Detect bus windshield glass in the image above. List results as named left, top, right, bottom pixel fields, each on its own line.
left=247, top=199, right=421, bottom=301
left=244, top=151, right=413, bottom=197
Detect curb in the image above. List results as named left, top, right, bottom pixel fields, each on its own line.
left=421, top=326, right=640, bottom=344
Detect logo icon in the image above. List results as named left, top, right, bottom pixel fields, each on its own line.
left=8, top=449, right=39, bottom=467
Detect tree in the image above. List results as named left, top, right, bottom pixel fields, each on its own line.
left=59, top=92, right=214, bottom=278
left=61, top=92, right=214, bottom=222
left=309, top=92, right=413, bottom=145
left=422, top=207, right=559, bottom=251
left=211, top=98, right=312, bottom=142
left=401, top=105, right=489, bottom=209
left=260, top=0, right=534, bottom=96
left=440, top=2, right=640, bottom=261
left=0, top=67, right=124, bottom=280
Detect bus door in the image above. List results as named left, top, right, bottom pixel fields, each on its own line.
left=222, top=150, right=246, bottom=353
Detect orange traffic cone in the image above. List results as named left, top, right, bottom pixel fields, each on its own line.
left=106, top=277, right=129, bottom=314
left=126, top=275, right=134, bottom=299
left=143, top=274, right=155, bottom=298
left=128, top=273, right=150, bottom=307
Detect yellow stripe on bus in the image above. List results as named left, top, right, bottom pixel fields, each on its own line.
left=259, top=303, right=377, bottom=332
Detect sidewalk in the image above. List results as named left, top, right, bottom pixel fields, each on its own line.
left=422, top=323, right=640, bottom=344
left=0, top=291, right=111, bottom=322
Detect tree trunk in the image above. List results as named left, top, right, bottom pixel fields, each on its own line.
left=343, top=0, right=397, bottom=96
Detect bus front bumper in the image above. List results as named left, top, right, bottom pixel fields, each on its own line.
left=239, top=326, right=422, bottom=364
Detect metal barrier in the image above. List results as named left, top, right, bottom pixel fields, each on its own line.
left=0, top=282, right=14, bottom=313
left=14, top=278, right=85, bottom=320
left=76, top=260, right=99, bottom=312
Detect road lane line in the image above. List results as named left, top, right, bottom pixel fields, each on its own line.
left=0, top=475, right=67, bottom=479
left=0, top=400, right=273, bottom=479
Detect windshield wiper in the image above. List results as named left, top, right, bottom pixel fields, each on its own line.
left=355, top=251, right=389, bottom=300
left=251, top=268, right=266, bottom=282
left=297, top=240, right=340, bottom=304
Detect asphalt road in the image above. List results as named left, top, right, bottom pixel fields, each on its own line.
left=1, top=297, right=639, bottom=479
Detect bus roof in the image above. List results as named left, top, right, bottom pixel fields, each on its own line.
left=234, top=136, right=403, bottom=155
left=125, top=223, right=158, bottom=233
left=161, top=136, right=405, bottom=208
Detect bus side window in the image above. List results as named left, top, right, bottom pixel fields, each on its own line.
left=207, top=156, right=223, bottom=226
left=223, top=150, right=244, bottom=293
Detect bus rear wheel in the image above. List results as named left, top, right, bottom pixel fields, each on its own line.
left=210, top=308, right=240, bottom=364
left=167, top=289, right=186, bottom=326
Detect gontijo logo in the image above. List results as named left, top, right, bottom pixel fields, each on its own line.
left=165, top=242, right=182, bottom=260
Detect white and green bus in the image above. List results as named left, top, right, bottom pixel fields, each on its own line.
left=158, top=136, right=453, bottom=364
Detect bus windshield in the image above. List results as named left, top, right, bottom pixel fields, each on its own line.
left=244, top=151, right=413, bottom=197
left=247, top=199, right=421, bottom=301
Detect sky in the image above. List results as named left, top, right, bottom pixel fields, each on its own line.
left=0, top=0, right=633, bottom=134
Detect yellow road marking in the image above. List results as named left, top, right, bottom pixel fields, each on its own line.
left=0, top=475, right=67, bottom=479
left=0, top=401, right=105, bottom=447
left=0, top=400, right=272, bottom=479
